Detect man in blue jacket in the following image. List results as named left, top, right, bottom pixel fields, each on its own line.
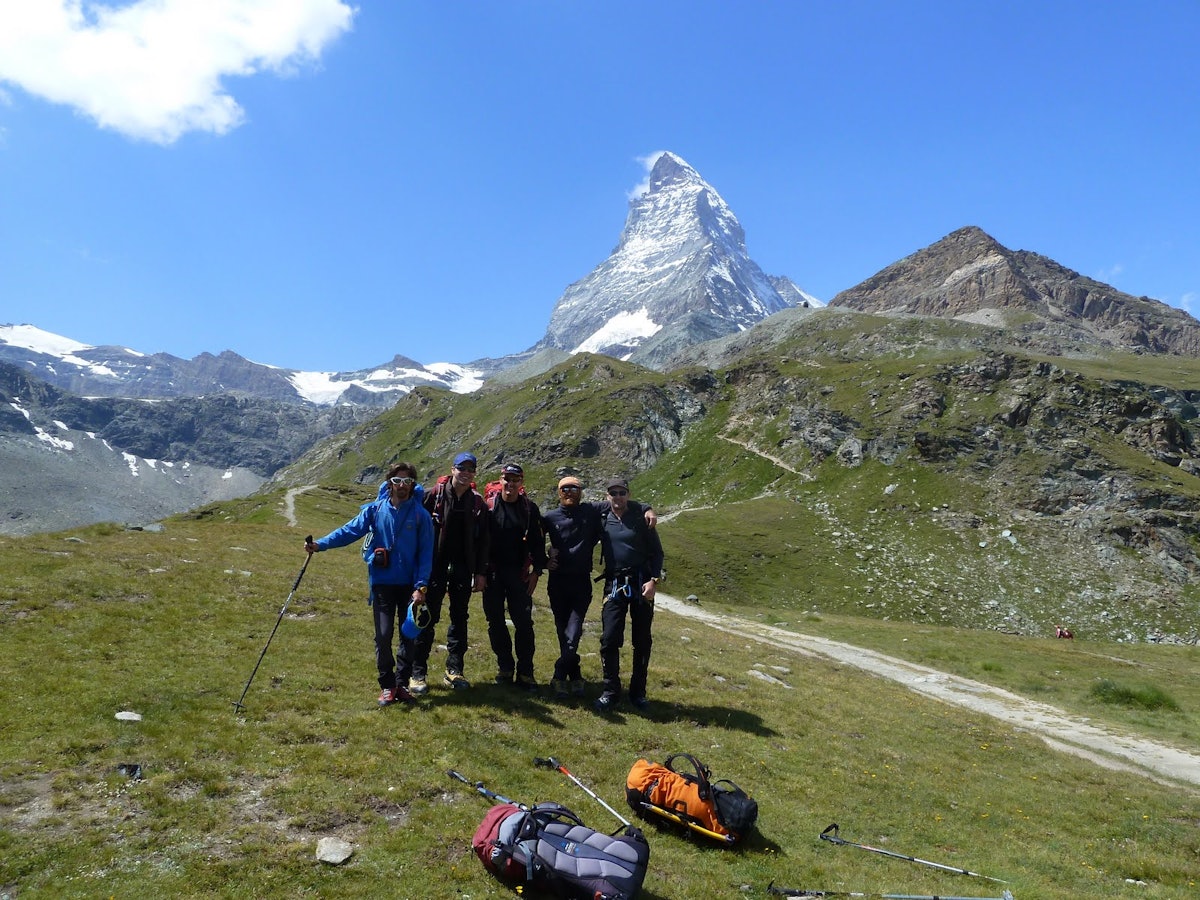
left=306, top=462, right=434, bottom=706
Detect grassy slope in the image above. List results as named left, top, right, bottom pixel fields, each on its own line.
left=1, top=487, right=1198, bottom=898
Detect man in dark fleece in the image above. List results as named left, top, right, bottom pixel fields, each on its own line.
left=482, top=462, right=548, bottom=691
left=593, top=476, right=664, bottom=713
left=400, top=451, right=490, bottom=694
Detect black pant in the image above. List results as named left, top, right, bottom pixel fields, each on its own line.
left=598, top=575, right=654, bottom=699
left=482, top=567, right=536, bottom=677
left=548, top=570, right=592, bottom=681
left=371, top=583, right=415, bottom=690
left=399, top=565, right=472, bottom=679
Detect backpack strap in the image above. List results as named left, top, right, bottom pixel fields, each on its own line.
left=664, top=753, right=714, bottom=801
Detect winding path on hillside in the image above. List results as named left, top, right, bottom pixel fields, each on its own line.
left=717, top=434, right=806, bottom=475
left=281, top=485, right=317, bottom=528
left=656, top=594, right=1200, bottom=789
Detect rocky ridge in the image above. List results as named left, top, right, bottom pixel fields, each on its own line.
left=831, top=226, right=1200, bottom=356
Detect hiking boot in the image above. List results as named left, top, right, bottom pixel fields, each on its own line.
left=378, top=687, right=397, bottom=706
left=592, top=692, right=618, bottom=713
left=551, top=678, right=571, bottom=700
left=393, top=685, right=416, bottom=704
left=516, top=673, right=539, bottom=693
left=408, top=676, right=428, bottom=696
left=570, top=678, right=587, bottom=697
left=494, top=669, right=514, bottom=685
left=630, top=695, right=649, bottom=711
left=443, top=672, right=471, bottom=690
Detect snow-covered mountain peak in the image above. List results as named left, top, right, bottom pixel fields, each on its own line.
left=534, top=152, right=817, bottom=364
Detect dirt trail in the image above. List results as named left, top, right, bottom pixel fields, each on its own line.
left=656, top=594, right=1200, bottom=789
left=281, top=485, right=316, bottom=528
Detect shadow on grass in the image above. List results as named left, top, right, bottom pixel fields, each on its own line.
left=404, top=684, right=782, bottom=737
left=629, top=810, right=786, bottom=856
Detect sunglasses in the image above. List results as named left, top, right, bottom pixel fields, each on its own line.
left=389, top=476, right=416, bottom=486
left=454, top=465, right=476, bottom=474
left=559, top=485, right=582, bottom=493
left=502, top=474, right=523, bottom=482
left=608, top=489, right=628, bottom=497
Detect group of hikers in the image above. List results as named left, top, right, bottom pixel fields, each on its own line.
left=305, top=451, right=665, bottom=713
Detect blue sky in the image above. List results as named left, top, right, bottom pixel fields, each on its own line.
left=1, top=1, right=1197, bottom=373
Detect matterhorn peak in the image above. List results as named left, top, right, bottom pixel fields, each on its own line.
left=533, top=152, right=816, bottom=366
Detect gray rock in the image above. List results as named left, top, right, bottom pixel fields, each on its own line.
left=316, top=837, right=353, bottom=865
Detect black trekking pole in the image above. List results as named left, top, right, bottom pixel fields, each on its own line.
left=232, top=537, right=313, bottom=714
left=767, top=882, right=1015, bottom=900
left=448, top=769, right=529, bottom=810
left=819, top=824, right=1007, bottom=884
left=534, top=756, right=632, bottom=828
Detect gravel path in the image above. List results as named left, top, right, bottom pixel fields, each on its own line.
left=656, top=594, right=1200, bottom=789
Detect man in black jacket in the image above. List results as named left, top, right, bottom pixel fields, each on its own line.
left=402, top=451, right=490, bottom=694
left=594, top=476, right=664, bottom=713
left=482, top=463, right=549, bottom=690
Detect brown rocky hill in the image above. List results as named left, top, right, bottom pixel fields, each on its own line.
left=830, top=226, right=1200, bottom=356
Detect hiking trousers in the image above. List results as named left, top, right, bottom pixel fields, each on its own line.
left=482, top=566, right=536, bottom=677
left=400, top=564, right=473, bottom=679
left=370, top=583, right=416, bottom=690
left=547, top=570, right=592, bottom=681
left=598, top=576, right=654, bottom=699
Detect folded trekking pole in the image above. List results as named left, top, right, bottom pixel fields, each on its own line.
left=820, top=824, right=1007, bottom=883
left=448, top=769, right=529, bottom=810
left=767, top=881, right=1015, bottom=900
left=533, top=756, right=635, bottom=830
left=233, top=536, right=312, bottom=714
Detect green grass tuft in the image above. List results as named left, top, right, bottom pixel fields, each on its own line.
left=1089, top=679, right=1181, bottom=712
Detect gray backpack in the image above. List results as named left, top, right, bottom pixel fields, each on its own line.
left=472, top=801, right=650, bottom=899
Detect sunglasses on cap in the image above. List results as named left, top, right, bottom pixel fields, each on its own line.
left=389, top=476, right=416, bottom=486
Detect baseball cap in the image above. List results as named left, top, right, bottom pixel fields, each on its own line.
left=606, top=476, right=629, bottom=491
left=453, top=452, right=477, bottom=468
left=501, top=463, right=524, bottom=476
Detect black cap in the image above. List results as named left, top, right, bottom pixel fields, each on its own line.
left=501, top=463, right=524, bottom=476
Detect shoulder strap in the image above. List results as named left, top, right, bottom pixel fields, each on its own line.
left=665, top=753, right=713, bottom=800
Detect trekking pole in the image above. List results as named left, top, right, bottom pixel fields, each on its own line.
left=820, top=824, right=1007, bottom=884
left=534, top=756, right=631, bottom=827
left=448, top=769, right=529, bottom=810
left=767, top=883, right=1015, bottom=900
left=233, top=537, right=313, bottom=714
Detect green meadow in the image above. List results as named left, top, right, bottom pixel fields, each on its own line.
left=1, top=484, right=1197, bottom=899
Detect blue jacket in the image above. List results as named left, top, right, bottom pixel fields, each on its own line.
left=316, top=495, right=434, bottom=588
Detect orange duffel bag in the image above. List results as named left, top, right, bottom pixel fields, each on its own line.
left=625, top=753, right=757, bottom=845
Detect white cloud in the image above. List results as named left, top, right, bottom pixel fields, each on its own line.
left=628, top=150, right=668, bottom=199
left=1181, top=292, right=1198, bottom=316
left=1096, top=263, right=1124, bottom=284
left=0, top=0, right=355, bottom=144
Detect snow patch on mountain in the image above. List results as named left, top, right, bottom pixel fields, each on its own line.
left=573, top=309, right=662, bottom=357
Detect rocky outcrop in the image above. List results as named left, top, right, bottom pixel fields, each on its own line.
left=831, top=226, right=1200, bottom=356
